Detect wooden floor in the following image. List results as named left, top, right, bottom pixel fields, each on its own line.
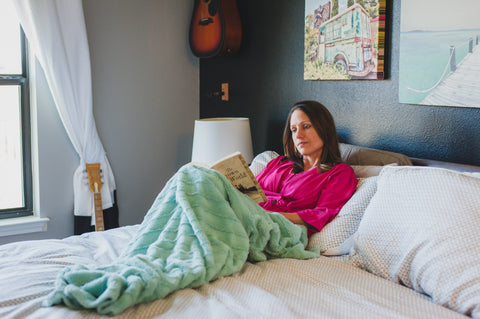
left=422, top=46, right=480, bottom=108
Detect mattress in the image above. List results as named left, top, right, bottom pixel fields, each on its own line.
left=0, top=225, right=466, bottom=319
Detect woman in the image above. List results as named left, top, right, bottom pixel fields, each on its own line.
left=257, top=100, right=357, bottom=235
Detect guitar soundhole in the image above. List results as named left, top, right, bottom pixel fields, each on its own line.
left=199, top=17, right=214, bottom=26
left=190, top=0, right=241, bottom=58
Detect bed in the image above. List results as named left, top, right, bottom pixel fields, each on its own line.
left=1, top=143, right=479, bottom=319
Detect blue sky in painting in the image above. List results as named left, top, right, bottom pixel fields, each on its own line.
left=401, top=0, right=480, bottom=32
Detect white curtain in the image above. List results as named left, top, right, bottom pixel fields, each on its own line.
left=12, top=0, right=116, bottom=218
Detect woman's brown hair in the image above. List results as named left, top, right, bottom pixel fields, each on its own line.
left=283, top=100, right=342, bottom=173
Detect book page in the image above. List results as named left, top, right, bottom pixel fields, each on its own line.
left=211, top=152, right=267, bottom=203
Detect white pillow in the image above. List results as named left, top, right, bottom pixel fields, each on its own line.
left=307, top=176, right=378, bottom=253
left=249, top=151, right=280, bottom=176
left=351, top=166, right=480, bottom=318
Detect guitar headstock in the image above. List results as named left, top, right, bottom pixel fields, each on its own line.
left=86, top=163, right=102, bottom=193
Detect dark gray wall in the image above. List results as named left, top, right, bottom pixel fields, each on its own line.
left=200, top=0, right=480, bottom=166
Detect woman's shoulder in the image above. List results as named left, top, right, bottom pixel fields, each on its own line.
left=258, top=155, right=291, bottom=175
left=334, top=162, right=353, bottom=169
left=269, top=155, right=289, bottom=166
left=267, top=156, right=296, bottom=171
left=330, top=162, right=355, bottom=175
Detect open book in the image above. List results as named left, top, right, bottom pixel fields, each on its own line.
left=194, top=151, right=267, bottom=203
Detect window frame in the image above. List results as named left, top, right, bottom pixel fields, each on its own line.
left=0, top=29, right=33, bottom=219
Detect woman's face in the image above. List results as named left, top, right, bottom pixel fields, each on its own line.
left=289, top=109, right=324, bottom=160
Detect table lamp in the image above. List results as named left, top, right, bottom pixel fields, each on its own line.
left=192, top=117, right=253, bottom=166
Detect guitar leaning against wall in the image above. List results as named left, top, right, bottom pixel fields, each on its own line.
left=189, top=0, right=242, bottom=58
left=86, top=163, right=105, bottom=231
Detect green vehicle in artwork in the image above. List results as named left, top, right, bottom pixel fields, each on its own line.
left=317, top=4, right=375, bottom=77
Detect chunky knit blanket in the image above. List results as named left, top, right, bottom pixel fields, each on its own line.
left=43, top=165, right=319, bottom=315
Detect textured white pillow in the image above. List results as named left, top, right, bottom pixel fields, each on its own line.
left=249, top=151, right=280, bottom=176
left=307, top=176, right=378, bottom=253
left=351, top=166, right=480, bottom=318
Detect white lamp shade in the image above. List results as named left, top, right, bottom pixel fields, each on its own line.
left=192, top=117, right=254, bottom=166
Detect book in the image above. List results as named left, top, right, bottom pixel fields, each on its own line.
left=194, top=151, right=267, bottom=203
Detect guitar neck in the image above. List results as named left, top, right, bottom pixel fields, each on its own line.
left=93, top=190, right=104, bottom=231
left=86, top=163, right=105, bottom=232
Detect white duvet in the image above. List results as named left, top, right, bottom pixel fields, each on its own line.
left=0, top=224, right=467, bottom=319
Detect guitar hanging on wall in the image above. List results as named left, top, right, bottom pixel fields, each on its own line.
left=86, top=163, right=105, bottom=231
left=189, top=0, right=242, bottom=58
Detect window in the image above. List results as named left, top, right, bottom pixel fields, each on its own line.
left=0, top=0, right=32, bottom=219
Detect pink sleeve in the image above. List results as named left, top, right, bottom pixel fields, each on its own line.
left=296, top=165, right=357, bottom=233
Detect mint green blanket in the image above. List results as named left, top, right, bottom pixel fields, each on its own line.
left=44, top=165, right=319, bottom=315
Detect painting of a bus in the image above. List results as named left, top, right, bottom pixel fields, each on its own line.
left=319, top=4, right=374, bottom=76
left=305, top=1, right=386, bottom=80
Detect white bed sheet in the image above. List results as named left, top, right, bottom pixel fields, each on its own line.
left=0, top=225, right=467, bottom=319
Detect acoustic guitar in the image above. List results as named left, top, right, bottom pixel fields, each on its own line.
left=189, top=0, right=242, bottom=58
left=86, top=163, right=105, bottom=231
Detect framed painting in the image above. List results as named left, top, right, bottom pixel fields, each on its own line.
left=399, top=0, right=480, bottom=108
left=304, top=0, right=386, bottom=80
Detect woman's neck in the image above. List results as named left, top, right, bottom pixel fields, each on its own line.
left=302, top=157, right=319, bottom=171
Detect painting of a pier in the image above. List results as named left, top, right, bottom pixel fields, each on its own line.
left=399, top=0, right=480, bottom=108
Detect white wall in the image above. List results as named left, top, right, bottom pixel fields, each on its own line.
left=0, top=0, right=199, bottom=245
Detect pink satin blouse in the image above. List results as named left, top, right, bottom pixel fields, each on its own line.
left=256, top=156, right=357, bottom=235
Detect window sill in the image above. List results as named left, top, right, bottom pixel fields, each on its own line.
left=0, top=216, right=49, bottom=237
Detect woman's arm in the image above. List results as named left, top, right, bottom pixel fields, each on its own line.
left=264, top=210, right=308, bottom=227
left=278, top=212, right=308, bottom=226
